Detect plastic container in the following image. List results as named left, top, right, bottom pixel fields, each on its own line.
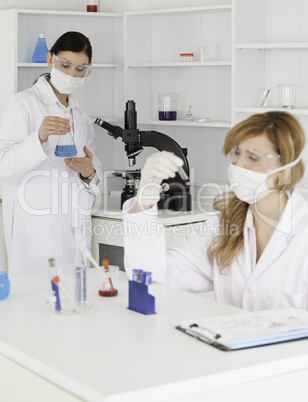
left=158, top=93, right=177, bottom=121
left=32, top=33, right=48, bottom=63
left=0, top=269, right=10, bottom=300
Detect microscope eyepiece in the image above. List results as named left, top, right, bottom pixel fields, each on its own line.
left=126, top=100, right=136, bottom=111
left=125, top=100, right=137, bottom=130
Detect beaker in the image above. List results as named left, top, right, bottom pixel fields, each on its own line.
left=278, top=84, right=296, bottom=109
left=55, top=132, right=77, bottom=157
left=48, top=264, right=85, bottom=315
left=158, top=93, right=177, bottom=121
left=98, top=265, right=119, bottom=297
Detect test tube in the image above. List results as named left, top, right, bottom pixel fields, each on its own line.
left=178, top=166, right=191, bottom=186
left=132, top=269, right=143, bottom=283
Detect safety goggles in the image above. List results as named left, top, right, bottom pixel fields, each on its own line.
left=52, top=55, right=92, bottom=77
left=227, top=144, right=281, bottom=173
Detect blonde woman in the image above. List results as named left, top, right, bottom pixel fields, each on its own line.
left=123, top=111, right=308, bottom=311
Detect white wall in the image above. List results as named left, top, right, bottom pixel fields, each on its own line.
left=0, top=0, right=230, bottom=13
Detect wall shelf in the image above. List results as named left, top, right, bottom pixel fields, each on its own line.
left=234, top=107, right=308, bottom=116
left=124, top=4, right=232, bottom=16
left=127, top=61, right=231, bottom=68
left=137, top=119, right=231, bottom=128
left=235, top=43, right=308, bottom=50
left=17, top=63, right=122, bottom=68
left=16, top=9, right=122, bottom=18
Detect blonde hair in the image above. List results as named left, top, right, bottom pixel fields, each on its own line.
left=207, top=111, right=305, bottom=270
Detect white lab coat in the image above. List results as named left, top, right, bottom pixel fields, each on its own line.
left=0, top=76, right=103, bottom=277
left=123, top=189, right=308, bottom=311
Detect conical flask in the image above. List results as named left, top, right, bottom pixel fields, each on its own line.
left=32, top=33, right=48, bottom=63
left=55, top=132, right=77, bottom=157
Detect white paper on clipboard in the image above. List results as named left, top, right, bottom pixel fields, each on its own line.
left=177, top=308, right=308, bottom=351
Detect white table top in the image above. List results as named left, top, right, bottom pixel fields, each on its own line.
left=92, top=194, right=213, bottom=226
left=1, top=271, right=308, bottom=402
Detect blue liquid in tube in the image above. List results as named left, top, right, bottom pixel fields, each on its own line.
left=55, top=145, right=77, bottom=157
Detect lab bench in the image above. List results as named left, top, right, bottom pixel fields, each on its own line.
left=1, top=271, right=308, bottom=402
left=91, top=194, right=213, bottom=269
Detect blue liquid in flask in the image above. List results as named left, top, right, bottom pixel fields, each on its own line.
left=55, top=145, right=77, bottom=157
left=0, top=271, right=10, bottom=300
left=32, top=34, right=48, bottom=63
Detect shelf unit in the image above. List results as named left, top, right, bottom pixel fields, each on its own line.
left=0, top=9, right=124, bottom=121
left=123, top=5, right=232, bottom=182
left=124, top=5, right=232, bottom=124
left=232, top=0, right=308, bottom=136
left=2, top=3, right=308, bottom=184
left=232, top=0, right=308, bottom=182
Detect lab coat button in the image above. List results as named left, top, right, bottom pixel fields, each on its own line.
left=247, top=288, right=252, bottom=293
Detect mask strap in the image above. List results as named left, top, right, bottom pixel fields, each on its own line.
left=270, top=154, right=302, bottom=174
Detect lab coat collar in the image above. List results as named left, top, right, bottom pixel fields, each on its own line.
left=245, top=188, right=308, bottom=279
left=35, top=75, right=80, bottom=110
left=245, top=189, right=308, bottom=237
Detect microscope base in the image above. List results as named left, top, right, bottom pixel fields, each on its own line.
left=120, top=192, right=192, bottom=212
left=158, top=192, right=192, bottom=212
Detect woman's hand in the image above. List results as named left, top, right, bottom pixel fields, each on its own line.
left=65, top=146, right=95, bottom=179
left=136, top=151, right=183, bottom=210
left=38, top=116, right=71, bottom=143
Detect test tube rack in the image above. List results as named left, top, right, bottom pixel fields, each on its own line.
left=128, top=280, right=156, bottom=315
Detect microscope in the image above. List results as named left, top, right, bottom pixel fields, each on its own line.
left=95, top=100, right=192, bottom=211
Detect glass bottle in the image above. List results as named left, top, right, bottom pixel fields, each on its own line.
left=55, top=132, right=77, bottom=157
left=87, top=0, right=98, bottom=12
left=32, top=33, right=48, bottom=63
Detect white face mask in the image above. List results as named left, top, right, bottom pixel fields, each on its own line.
left=228, top=155, right=302, bottom=204
left=50, top=67, right=85, bottom=94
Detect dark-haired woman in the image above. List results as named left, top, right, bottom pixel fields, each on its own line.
left=123, top=111, right=308, bottom=311
left=0, top=31, right=103, bottom=276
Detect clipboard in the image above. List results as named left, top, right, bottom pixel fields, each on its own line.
left=176, top=308, right=308, bottom=351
